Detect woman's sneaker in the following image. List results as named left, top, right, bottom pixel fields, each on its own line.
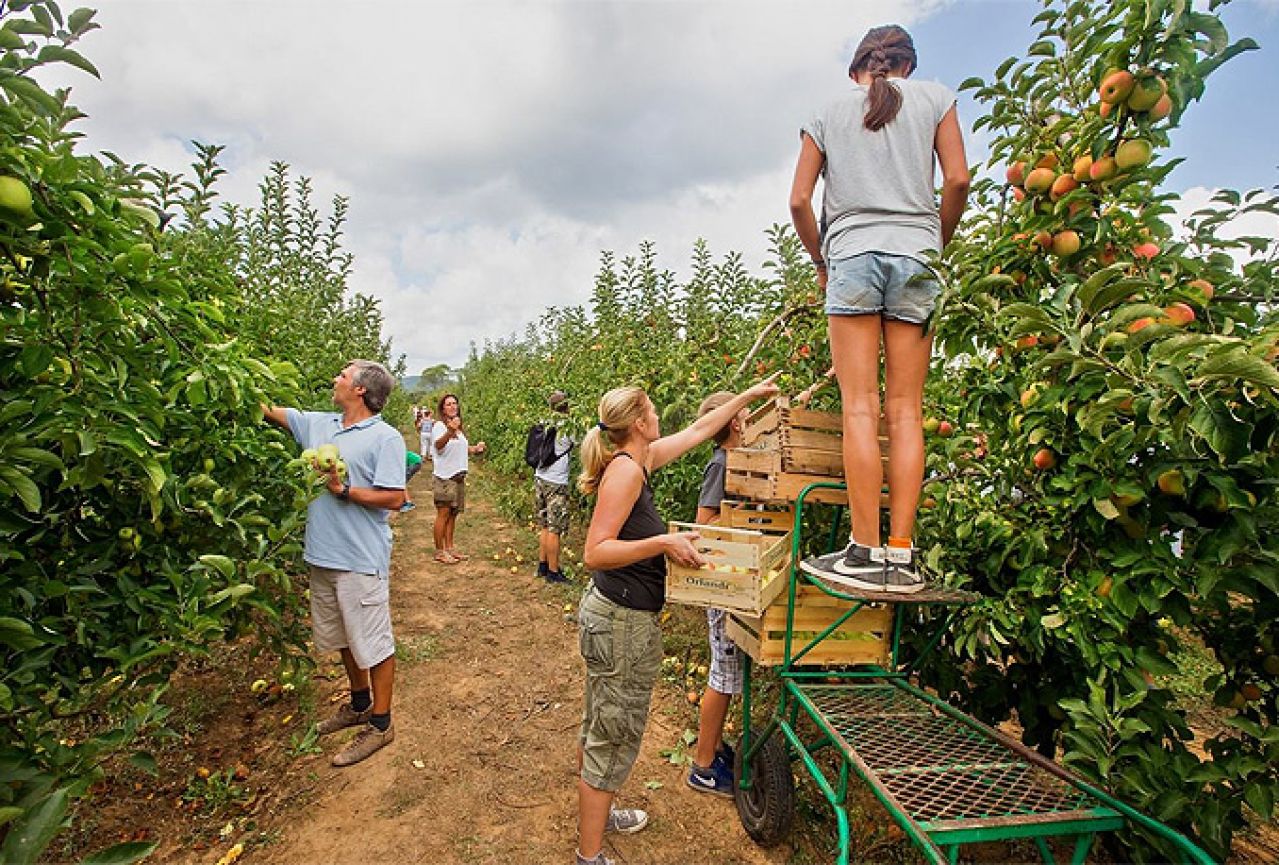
left=884, top=546, right=926, bottom=594
left=801, top=543, right=886, bottom=592
left=605, top=808, right=649, bottom=834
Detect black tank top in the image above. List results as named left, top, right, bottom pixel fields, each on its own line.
left=591, top=452, right=667, bottom=612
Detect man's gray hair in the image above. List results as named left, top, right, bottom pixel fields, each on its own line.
left=348, top=359, right=395, bottom=413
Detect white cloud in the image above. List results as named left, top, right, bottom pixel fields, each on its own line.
left=37, top=0, right=959, bottom=371
left=1170, top=186, right=1279, bottom=270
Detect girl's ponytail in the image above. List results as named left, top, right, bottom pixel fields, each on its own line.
left=848, top=25, right=918, bottom=132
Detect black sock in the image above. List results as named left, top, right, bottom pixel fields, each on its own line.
left=349, top=688, right=372, bottom=713
left=538, top=560, right=548, bottom=576
left=370, top=711, right=391, bottom=732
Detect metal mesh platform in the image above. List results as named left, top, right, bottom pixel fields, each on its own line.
left=797, top=683, right=1104, bottom=829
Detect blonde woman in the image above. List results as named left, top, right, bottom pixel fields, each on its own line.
left=573, top=375, right=778, bottom=865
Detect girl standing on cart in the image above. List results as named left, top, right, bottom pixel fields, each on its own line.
left=790, top=24, right=970, bottom=593
left=572, top=376, right=778, bottom=865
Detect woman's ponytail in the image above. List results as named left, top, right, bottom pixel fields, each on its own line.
left=577, top=386, right=648, bottom=496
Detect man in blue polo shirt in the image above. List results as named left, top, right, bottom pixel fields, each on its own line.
left=263, top=359, right=407, bottom=767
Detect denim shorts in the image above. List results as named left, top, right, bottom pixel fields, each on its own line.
left=825, top=252, right=940, bottom=324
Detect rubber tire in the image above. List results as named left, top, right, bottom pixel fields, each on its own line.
left=734, top=730, right=795, bottom=846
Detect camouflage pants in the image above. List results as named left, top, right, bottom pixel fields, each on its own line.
left=534, top=478, right=569, bottom=535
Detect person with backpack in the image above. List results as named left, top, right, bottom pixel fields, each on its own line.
left=528, top=390, right=575, bottom=584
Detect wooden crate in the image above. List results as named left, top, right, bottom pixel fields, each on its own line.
left=726, top=586, right=893, bottom=667
left=726, top=448, right=889, bottom=508
left=743, top=396, right=841, bottom=477
left=664, top=522, right=791, bottom=616
left=719, top=499, right=795, bottom=534
left=741, top=396, right=888, bottom=479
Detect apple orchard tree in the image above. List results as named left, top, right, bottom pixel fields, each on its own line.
left=918, top=0, right=1277, bottom=858
left=0, top=3, right=402, bottom=862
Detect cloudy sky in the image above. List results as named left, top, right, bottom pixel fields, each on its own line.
left=36, top=0, right=1279, bottom=374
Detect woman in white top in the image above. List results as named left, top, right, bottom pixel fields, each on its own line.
left=431, top=393, right=485, bottom=564
left=790, top=25, right=970, bottom=593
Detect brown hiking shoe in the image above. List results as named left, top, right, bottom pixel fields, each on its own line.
left=332, top=722, right=394, bottom=767
left=316, top=702, right=372, bottom=736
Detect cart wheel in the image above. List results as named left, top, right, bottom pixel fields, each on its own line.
left=734, top=731, right=795, bottom=846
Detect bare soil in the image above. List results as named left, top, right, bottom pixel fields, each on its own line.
left=57, top=466, right=1278, bottom=865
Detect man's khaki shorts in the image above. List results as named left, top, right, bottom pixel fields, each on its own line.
left=433, top=472, right=467, bottom=512
left=577, top=584, right=662, bottom=792
left=534, top=478, right=570, bottom=535
left=308, top=566, right=395, bottom=670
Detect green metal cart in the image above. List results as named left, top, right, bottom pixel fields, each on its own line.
left=732, top=481, right=1215, bottom=865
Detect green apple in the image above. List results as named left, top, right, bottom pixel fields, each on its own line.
left=0, top=175, right=34, bottom=219
left=315, top=444, right=339, bottom=471
left=1115, top=138, right=1153, bottom=171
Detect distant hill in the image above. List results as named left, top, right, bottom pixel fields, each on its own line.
left=400, top=376, right=422, bottom=391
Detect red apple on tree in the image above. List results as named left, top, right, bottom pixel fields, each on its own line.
left=1033, top=448, right=1057, bottom=471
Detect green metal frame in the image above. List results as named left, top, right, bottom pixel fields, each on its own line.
left=736, top=481, right=1215, bottom=865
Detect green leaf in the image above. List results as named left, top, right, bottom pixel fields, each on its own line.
left=0, top=617, right=40, bottom=650
left=0, top=27, right=26, bottom=50
left=1192, top=351, right=1279, bottom=390
left=0, top=74, right=62, bottom=115
left=36, top=45, right=99, bottom=78
left=0, top=787, right=69, bottom=865
left=1092, top=498, right=1120, bottom=520
left=0, top=400, right=33, bottom=425
left=140, top=458, right=167, bottom=494
left=67, top=8, right=98, bottom=36
left=0, top=467, right=41, bottom=512
left=1243, top=784, right=1273, bottom=823
left=10, top=447, right=63, bottom=470
left=208, top=584, right=255, bottom=606
left=127, top=751, right=158, bottom=776
left=1188, top=404, right=1250, bottom=462
left=197, top=554, right=236, bottom=579
left=0, top=807, right=24, bottom=828
left=1041, top=612, right=1067, bottom=630
left=1187, top=10, right=1229, bottom=54
left=80, top=841, right=159, bottom=865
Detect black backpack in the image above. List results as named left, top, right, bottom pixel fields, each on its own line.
left=524, top=423, right=569, bottom=469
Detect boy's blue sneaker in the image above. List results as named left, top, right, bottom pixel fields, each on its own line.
left=687, top=762, right=734, bottom=798
left=713, top=741, right=735, bottom=774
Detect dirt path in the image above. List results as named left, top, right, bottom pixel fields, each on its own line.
left=262, top=473, right=792, bottom=865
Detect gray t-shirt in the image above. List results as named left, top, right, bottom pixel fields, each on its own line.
left=801, top=78, right=956, bottom=263
left=698, top=447, right=728, bottom=510
left=286, top=410, right=406, bottom=577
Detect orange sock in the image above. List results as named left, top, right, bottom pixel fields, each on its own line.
left=887, top=536, right=912, bottom=548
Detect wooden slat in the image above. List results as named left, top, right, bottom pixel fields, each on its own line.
left=719, top=500, right=794, bottom=534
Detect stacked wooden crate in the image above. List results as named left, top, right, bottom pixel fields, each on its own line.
left=721, top=396, right=892, bottom=667
left=724, top=396, right=848, bottom=506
